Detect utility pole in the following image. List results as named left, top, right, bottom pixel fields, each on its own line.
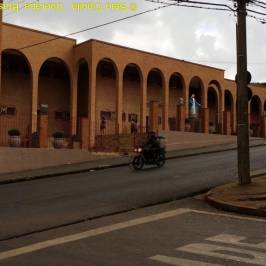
left=236, top=0, right=251, bottom=185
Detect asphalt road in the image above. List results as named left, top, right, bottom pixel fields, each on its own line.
left=1, top=197, right=266, bottom=266
left=0, top=146, right=266, bottom=240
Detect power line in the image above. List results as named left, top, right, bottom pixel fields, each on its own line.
left=191, top=59, right=266, bottom=64
left=248, top=13, right=266, bottom=23
left=2, top=3, right=171, bottom=53
left=250, top=0, right=266, bottom=10
left=146, top=0, right=235, bottom=12
left=251, top=0, right=266, bottom=7
left=167, top=0, right=266, bottom=23
left=247, top=7, right=266, bottom=16
left=2, top=0, right=234, bottom=55
left=1, top=0, right=266, bottom=55
left=170, top=0, right=235, bottom=12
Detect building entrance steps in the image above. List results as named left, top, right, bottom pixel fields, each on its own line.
left=159, top=130, right=264, bottom=151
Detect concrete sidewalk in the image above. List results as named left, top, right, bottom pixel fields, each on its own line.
left=206, top=172, right=266, bottom=217
left=0, top=137, right=265, bottom=185
left=1, top=131, right=265, bottom=175
left=0, top=147, right=120, bottom=174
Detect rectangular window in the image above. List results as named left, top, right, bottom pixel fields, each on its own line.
left=0, top=106, right=16, bottom=116
left=55, top=111, right=70, bottom=121
left=128, top=113, right=138, bottom=123
left=7, top=107, right=16, bottom=115
left=100, top=111, right=116, bottom=121
left=100, top=111, right=112, bottom=121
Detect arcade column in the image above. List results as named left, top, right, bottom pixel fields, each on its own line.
left=261, top=116, right=266, bottom=138
left=176, top=103, right=185, bottom=131
left=88, top=63, right=96, bottom=148
left=80, top=117, right=89, bottom=149
left=38, top=110, right=48, bottom=148
left=201, top=108, right=209, bottom=133
left=31, top=73, right=39, bottom=133
left=116, top=71, right=123, bottom=134
left=223, top=111, right=231, bottom=135
left=70, top=71, right=77, bottom=136
left=140, top=75, right=147, bottom=133
left=162, top=84, right=169, bottom=131
left=149, top=101, right=159, bottom=133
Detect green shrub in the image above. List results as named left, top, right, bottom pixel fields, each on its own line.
left=8, top=128, right=20, bottom=136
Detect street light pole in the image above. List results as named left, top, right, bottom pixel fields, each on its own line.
left=236, top=0, right=251, bottom=185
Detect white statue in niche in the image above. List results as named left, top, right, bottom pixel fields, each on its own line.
left=189, top=94, right=201, bottom=118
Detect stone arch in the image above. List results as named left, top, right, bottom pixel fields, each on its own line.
left=250, top=95, right=262, bottom=137
left=96, top=58, right=118, bottom=135
left=122, top=63, right=142, bottom=133
left=189, top=76, right=204, bottom=103
left=76, top=58, right=89, bottom=137
left=0, top=49, right=33, bottom=145
left=209, top=80, right=221, bottom=90
left=168, top=72, right=185, bottom=130
left=207, top=80, right=222, bottom=133
left=208, top=81, right=222, bottom=100
left=188, top=76, right=204, bottom=132
left=38, top=57, right=71, bottom=138
left=147, top=68, right=165, bottom=131
left=224, top=90, right=234, bottom=112
left=1, top=49, right=33, bottom=75
left=207, top=87, right=219, bottom=133
left=224, top=89, right=234, bottom=134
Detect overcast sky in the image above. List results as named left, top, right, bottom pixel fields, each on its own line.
left=3, top=0, right=266, bottom=82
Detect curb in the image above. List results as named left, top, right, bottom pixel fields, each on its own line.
left=0, top=142, right=265, bottom=186
left=0, top=162, right=129, bottom=185
left=205, top=171, right=266, bottom=218
left=166, top=142, right=264, bottom=160
left=205, top=192, right=266, bottom=218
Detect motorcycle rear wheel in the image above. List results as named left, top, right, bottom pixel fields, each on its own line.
left=156, top=153, right=166, bottom=168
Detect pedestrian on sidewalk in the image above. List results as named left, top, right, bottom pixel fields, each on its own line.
left=130, top=119, right=138, bottom=134
left=100, top=116, right=106, bottom=135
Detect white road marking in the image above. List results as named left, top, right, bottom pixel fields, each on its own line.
left=207, top=234, right=266, bottom=250
left=0, top=208, right=190, bottom=261
left=178, top=243, right=266, bottom=266
left=1, top=208, right=266, bottom=261
left=192, top=209, right=266, bottom=223
left=150, top=255, right=222, bottom=266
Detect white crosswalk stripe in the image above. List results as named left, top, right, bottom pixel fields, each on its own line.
left=178, top=243, right=266, bottom=266
left=150, top=255, right=222, bottom=266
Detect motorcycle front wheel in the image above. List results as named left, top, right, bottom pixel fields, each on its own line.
left=132, top=155, right=145, bottom=170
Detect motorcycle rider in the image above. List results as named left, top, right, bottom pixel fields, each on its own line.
left=144, top=131, right=161, bottom=158
left=131, top=131, right=166, bottom=170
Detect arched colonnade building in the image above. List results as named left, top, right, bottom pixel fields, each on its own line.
left=0, top=22, right=266, bottom=147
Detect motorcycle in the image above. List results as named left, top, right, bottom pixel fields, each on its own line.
left=131, top=136, right=166, bottom=170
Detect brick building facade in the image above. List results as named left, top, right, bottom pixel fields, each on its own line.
left=0, top=21, right=266, bottom=148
